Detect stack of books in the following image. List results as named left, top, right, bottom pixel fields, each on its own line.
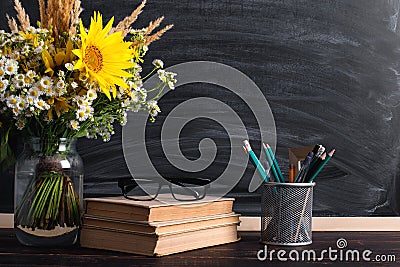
left=80, top=195, right=240, bottom=256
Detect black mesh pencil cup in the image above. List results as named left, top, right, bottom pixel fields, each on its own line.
left=261, top=182, right=315, bottom=246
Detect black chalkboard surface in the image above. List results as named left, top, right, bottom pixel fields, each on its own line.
left=1, top=0, right=400, bottom=216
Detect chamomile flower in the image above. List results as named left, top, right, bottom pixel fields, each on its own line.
left=152, top=59, right=164, bottom=69
left=70, top=81, right=78, bottom=89
left=55, top=80, right=66, bottom=96
left=26, top=96, right=35, bottom=105
left=65, top=63, right=74, bottom=71
left=69, top=120, right=80, bottom=130
left=15, top=119, right=25, bottom=130
left=36, top=84, right=47, bottom=94
left=34, top=47, right=43, bottom=54
left=40, top=76, right=52, bottom=88
left=157, top=69, right=166, bottom=82
left=25, top=108, right=34, bottom=117
left=4, top=62, right=18, bottom=75
left=58, top=70, right=65, bottom=77
left=23, top=75, right=33, bottom=87
left=15, top=73, right=24, bottom=81
left=86, top=89, right=97, bottom=100
left=16, top=97, right=27, bottom=110
left=76, top=108, right=89, bottom=121
left=150, top=105, right=160, bottom=116
left=21, top=45, right=30, bottom=55
left=34, top=98, right=50, bottom=110
left=28, top=87, right=41, bottom=98
left=74, top=96, right=89, bottom=107
left=167, top=80, right=175, bottom=90
left=6, top=95, right=18, bottom=108
left=26, top=70, right=36, bottom=79
left=0, top=79, right=9, bottom=92
left=45, top=87, right=56, bottom=97
left=130, top=90, right=139, bottom=102
left=13, top=79, right=25, bottom=89
left=83, top=106, right=94, bottom=116
left=0, top=67, right=5, bottom=78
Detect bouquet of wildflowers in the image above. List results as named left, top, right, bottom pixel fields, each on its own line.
left=1, top=0, right=176, bottom=233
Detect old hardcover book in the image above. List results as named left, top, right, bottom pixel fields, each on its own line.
left=83, top=212, right=240, bottom=235
left=80, top=222, right=240, bottom=256
left=84, top=195, right=234, bottom=222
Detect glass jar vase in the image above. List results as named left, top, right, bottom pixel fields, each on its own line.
left=14, top=137, right=83, bottom=246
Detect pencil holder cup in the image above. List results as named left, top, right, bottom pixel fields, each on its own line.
left=261, top=182, right=315, bottom=246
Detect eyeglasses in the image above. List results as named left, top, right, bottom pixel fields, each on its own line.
left=118, top=177, right=211, bottom=201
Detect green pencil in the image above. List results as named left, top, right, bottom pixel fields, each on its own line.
left=265, top=143, right=285, bottom=182
left=308, top=149, right=335, bottom=183
left=262, top=143, right=281, bottom=183
left=243, top=141, right=269, bottom=182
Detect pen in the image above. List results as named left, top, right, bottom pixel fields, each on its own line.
left=308, top=149, right=335, bottom=183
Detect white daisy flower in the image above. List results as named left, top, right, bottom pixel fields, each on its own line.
left=40, top=76, right=53, bottom=88
left=69, top=120, right=80, bottom=130
left=34, top=98, right=50, bottom=110
left=86, top=89, right=97, bottom=100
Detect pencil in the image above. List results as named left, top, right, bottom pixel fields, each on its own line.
left=289, top=164, right=295, bottom=183
left=265, top=144, right=285, bottom=182
left=262, top=144, right=281, bottom=183
left=308, top=149, right=335, bottom=183
left=243, top=141, right=269, bottom=182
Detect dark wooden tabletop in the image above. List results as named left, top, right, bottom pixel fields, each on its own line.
left=0, top=229, right=399, bottom=266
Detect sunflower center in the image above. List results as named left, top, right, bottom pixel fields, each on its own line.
left=84, top=45, right=103, bottom=73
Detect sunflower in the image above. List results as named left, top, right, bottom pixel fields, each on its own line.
left=73, top=12, right=135, bottom=99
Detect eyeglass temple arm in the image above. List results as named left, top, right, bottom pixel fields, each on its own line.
left=165, top=177, right=211, bottom=186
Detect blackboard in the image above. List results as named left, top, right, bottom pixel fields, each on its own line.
left=1, top=0, right=400, bottom=216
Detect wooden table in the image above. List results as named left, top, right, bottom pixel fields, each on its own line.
left=0, top=229, right=399, bottom=266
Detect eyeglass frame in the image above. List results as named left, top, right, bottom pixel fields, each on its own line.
left=118, top=177, right=211, bottom=201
